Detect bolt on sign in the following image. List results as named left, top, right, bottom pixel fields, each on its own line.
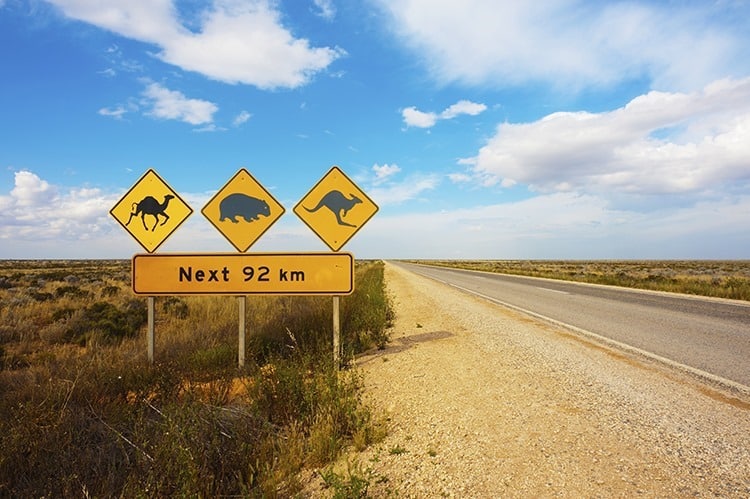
left=201, top=169, right=285, bottom=252
left=293, top=166, right=378, bottom=252
left=110, top=169, right=193, bottom=253
left=132, top=252, right=354, bottom=295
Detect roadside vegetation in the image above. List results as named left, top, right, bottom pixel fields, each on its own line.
left=411, top=260, right=750, bottom=301
left=0, top=259, right=393, bottom=497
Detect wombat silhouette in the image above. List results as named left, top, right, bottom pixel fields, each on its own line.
left=304, top=190, right=362, bottom=228
left=219, top=193, right=270, bottom=223
left=125, top=194, right=174, bottom=231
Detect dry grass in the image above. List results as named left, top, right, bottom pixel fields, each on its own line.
left=411, top=260, right=750, bottom=301
left=0, top=259, right=391, bottom=497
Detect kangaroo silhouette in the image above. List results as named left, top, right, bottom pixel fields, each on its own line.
left=305, top=190, right=362, bottom=228
left=126, top=194, right=174, bottom=231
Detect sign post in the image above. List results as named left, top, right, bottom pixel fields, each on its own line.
left=110, top=169, right=193, bottom=364
left=202, top=169, right=286, bottom=367
left=147, top=296, right=155, bottom=364
left=294, top=166, right=379, bottom=367
left=238, top=296, right=246, bottom=368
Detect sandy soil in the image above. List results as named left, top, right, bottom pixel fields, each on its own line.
left=305, top=262, right=750, bottom=497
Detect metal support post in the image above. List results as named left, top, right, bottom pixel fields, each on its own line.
left=238, top=296, right=246, bottom=368
left=147, top=296, right=155, bottom=364
left=332, top=296, right=340, bottom=368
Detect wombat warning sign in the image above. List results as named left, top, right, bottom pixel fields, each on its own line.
left=202, top=169, right=285, bottom=252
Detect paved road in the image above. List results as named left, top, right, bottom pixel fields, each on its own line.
left=392, top=261, right=750, bottom=390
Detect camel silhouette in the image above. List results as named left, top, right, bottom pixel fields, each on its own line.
left=126, top=194, right=174, bottom=231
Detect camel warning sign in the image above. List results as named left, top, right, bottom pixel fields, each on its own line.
left=294, top=166, right=378, bottom=252
left=110, top=169, right=193, bottom=253
left=201, top=169, right=285, bottom=252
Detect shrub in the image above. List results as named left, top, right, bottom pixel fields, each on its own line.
left=162, top=296, right=189, bottom=319
left=341, top=261, right=393, bottom=355
left=29, top=291, right=54, bottom=302
left=65, top=300, right=147, bottom=345
left=55, top=285, right=92, bottom=300
left=101, top=285, right=120, bottom=298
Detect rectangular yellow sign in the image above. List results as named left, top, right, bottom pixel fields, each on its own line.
left=132, top=253, right=354, bottom=295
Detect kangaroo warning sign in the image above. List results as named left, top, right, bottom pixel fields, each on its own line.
left=201, top=169, right=285, bottom=252
left=294, top=166, right=378, bottom=251
left=110, top=169, right=193, bottom=253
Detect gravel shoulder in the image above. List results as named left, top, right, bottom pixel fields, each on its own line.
left=307, top=262, right=750, bottom=497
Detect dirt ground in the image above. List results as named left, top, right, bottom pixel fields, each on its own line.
left=305, top=262, right=750, bottom=497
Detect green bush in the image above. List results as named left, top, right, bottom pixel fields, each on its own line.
left=55, top=285, right=93, bottom=299
left=341, top=261, right=393, bottom=356
left=162, top=296, right=189, bottom=319
left=65, top=300, right=147, bottom=345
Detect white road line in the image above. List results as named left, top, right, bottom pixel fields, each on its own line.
left=535, top=287, right=569, bottom=295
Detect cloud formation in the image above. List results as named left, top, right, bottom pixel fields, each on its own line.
left=0, top=171, right=114, bottom=247
left=460, top=77, right=750, bottom=200
left=376, top=0, right=749, bottom=91
left=142, top=83, right=218, bottom=125
left=312, top=0, right=336, bottom=20
left=368, top=172, right=440, bottom=205
left=372, top=163, right=401, bottom=184
left=98, top=106, right=127, bottom=119
left=232, top=110, right=252, bottom=126
left=46, top=0, right=343, bottom=89
left=362, top=192, right=750, bottom=259
left=403, top=99, right=486, bottom=128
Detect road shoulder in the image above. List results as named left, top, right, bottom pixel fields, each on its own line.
left=309, top=262, right=750, bottom=497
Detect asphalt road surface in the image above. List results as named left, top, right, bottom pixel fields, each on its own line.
left=392, top=261, right=750, bottom=390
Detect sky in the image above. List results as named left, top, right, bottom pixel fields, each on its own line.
left=1, top=0, right=750, bottom=260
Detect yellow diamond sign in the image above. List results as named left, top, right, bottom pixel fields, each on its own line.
left=294, top=166, right=378, bottom=252
left=110, top=169, right=193, bottom=253
left=201, top=168, right=285, bottom=252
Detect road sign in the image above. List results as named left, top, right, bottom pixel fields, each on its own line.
left=110, top=169, right=193, bottom=253
left=132, top=252, right=354, bottom=295
left=201, top=169, right=285, bottom=252
left=293, top=166, right=378, bottom=251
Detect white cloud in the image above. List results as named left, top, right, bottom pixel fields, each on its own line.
left=403, top=99, right=486, bottom=128
left=9, top=170, right=58, bottom=207
left=441, top=100, right=487, bottom=119
left=402, top=106, right=438, bottom=128
left=372, top=163, right=401, bottom=184
left=98, top=106, right=127, bottom=119
left=141, top=82, right=218, bottom=125
left=193, top=123, right=226, bottom=133
left=233, top=110, right=252, bottom=126
left=368, top=173, right=440, bottom=205
left=0, top=171, right=114, bottom=251
left=461, top=77, right=750, bottom=201
left=312, top=0, right=336, bottom=20
left=46, top=0, right=343, bottom=89
left=375, top=0, right=749, bottom=92
left=47, top=0, right=180, bottom=43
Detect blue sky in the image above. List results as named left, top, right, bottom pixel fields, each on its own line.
left=2, top=0, right=750, bottom=259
